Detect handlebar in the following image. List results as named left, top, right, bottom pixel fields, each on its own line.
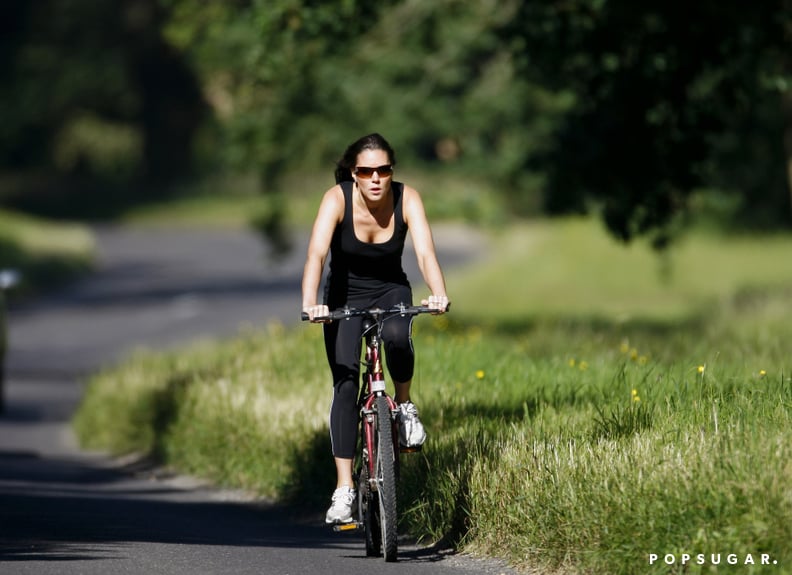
left=301, top=303, right=449, bottom=322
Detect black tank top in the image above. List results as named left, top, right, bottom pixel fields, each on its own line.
left=325, top=181, right=411, bottom=306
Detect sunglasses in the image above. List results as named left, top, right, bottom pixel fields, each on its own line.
left=354, top=164, right=393, bottom=178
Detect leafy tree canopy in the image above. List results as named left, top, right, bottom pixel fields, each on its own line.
left=1, top=0, right=790, bottom=243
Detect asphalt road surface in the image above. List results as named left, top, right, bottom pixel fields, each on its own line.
left=0, top=224, right=516, bottom=575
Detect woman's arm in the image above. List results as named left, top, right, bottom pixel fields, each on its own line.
left=403, top=185, right=449, bottom=311
left=302, top=186, right=344, bottom=320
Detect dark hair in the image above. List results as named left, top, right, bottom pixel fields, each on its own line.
left=335, top=133, right=397, bottom=184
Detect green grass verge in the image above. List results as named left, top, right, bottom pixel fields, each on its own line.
left=73, top=218, right=792, bottom=574
left=0, top=208, right=95, bottom=293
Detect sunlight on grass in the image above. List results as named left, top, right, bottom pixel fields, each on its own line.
left=120, top=174, right=265, bottom=228
left=0, top=208, right=95, bottom=290
left=450, top=217, right=792, bottom=324
left=0, top=208, right=94, bottom=256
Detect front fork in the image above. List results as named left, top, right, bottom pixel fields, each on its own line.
left=360, top=394, right=399, bottom=492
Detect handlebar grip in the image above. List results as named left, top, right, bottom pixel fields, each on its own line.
left=302, top=311, right=333, bottom=321
left=418, top=302, right=451, bottom=313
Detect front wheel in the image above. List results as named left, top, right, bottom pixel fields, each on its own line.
left=375, top=395, right=398, bottom=562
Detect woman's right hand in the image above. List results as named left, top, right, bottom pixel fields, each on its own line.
left=302, top=304, right=330, bottom=322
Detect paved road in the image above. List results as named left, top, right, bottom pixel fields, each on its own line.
left=0, top=225, right=513, bottom=575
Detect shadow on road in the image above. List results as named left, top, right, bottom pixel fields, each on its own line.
left=0, top=449, right=351, bottom=562
left=0, top=450, right=466, bottom=568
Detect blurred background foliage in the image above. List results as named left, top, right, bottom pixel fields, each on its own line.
left=0, top=0, right=790, bottom=245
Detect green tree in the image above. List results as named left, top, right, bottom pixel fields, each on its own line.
left=5, top=0, right=789, bottom=241
left=122, top=0, right=208, bottom=187
left=509, top=0, right=792, bottom=246
left=0, top=0, right=207, bottom=213
left=165, top=0, right=571, bottom=216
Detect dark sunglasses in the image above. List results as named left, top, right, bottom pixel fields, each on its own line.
left=354, top=164, right=393, bottom=178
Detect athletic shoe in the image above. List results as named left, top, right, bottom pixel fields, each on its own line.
left=325, top=486, right=356, bottom=524
left=398, top=401, right=427, bottom=447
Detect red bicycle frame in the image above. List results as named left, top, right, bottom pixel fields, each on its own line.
left=359, top=320, right=399, bottom=483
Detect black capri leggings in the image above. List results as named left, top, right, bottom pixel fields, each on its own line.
left=323, top=285, right=414, bottom=459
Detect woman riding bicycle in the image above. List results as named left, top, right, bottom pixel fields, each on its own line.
left=301, top=133, right=450, bottom=524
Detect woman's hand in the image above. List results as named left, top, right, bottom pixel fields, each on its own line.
left=421, top=294, right=450, bottom=313
left=303, top=304, right=330, bottom=322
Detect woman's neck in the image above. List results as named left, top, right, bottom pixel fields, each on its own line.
left=355, top=184, right=392, bottom=214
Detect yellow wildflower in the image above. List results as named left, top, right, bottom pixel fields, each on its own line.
left=475, top=370, right=485, bottom=380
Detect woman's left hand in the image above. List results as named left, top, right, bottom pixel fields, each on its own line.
left=422, top=294, right=450, bottom=313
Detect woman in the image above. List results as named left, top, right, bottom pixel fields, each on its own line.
left=302, top=133, right=450, bottom=524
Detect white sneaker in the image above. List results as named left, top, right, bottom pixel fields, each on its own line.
left=325, top=486, right=356, bottom=524
left=398, top=401, right=426, bottom=448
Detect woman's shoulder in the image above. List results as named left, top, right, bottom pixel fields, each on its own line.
left=396, top=181, right=419, bottom=197
left=322, top=183, right=346, bottom=203
left=397, top=183, right=429, bottom=226
left=398, top=182, right=424, bottom=206
left=316, top=184, right=346, bottom=219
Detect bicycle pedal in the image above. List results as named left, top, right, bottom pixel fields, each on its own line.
left=332, top=521, right=362, bottom=533
left=399, top=445, right=423, bottom=453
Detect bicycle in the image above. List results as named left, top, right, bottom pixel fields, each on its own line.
left=302, top=302, right=446, bottom=562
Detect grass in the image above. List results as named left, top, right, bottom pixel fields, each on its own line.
left=0, top=208, right=95, bottom=293
left=119, top=174, right=268, bottom=229
left=73, top=217, right=792, bottom=574
left=457, top=217, right=792, bottom=324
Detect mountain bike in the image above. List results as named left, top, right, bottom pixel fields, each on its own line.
left=302, top=303, right=446, bottom=562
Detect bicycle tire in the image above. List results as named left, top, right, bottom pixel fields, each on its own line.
left=375, top=395, right=398, bottom=562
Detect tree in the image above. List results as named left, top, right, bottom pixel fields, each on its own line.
left=0, top=0, right=207, bottom=208
left=122, top=0, right=208, bottom=187
left=510, top=0, right=792, bottom=246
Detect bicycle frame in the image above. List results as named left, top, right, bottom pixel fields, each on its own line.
left=358, top=315, right=399, bottom=486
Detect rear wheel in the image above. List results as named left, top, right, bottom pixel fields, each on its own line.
left=375, top=395, right=398, bottom=562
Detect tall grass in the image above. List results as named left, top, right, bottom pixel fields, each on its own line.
left=73, top=218, right=792, bottom=574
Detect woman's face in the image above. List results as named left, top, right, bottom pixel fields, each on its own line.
left=353, top=149, right=393, bottom=204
